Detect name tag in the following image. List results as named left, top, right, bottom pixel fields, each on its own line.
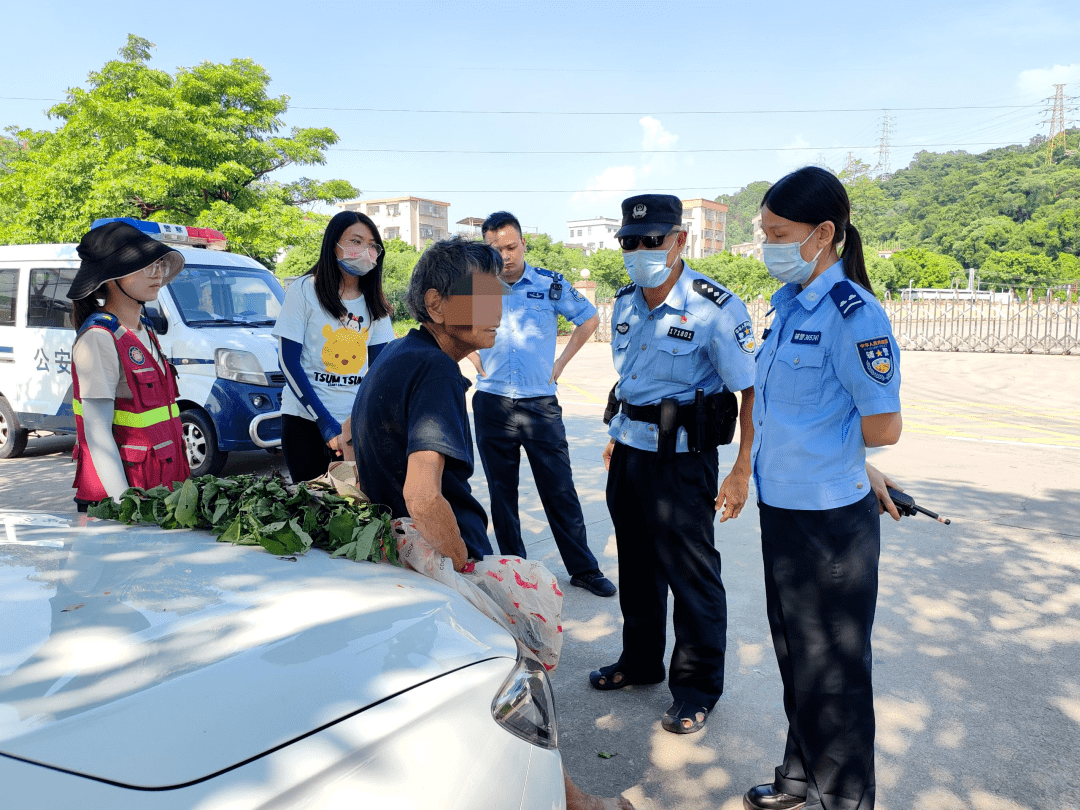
left=527, top=291, right=545, bottom=299
left=668, top=326, right=695, bottom=341
left=792, top=330, right=821, bottom=345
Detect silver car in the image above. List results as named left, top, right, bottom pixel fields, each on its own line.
left=0, top=511, right=564, bottom=809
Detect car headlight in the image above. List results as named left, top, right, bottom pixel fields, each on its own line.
left=491, top=643, right=558, bottom=749
left=215, top=349, right=271, bottom=386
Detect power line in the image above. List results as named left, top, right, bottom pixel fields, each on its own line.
left=329, top=141, right=1020, bottom=155
left=290, top=103, right=1040, bottom=116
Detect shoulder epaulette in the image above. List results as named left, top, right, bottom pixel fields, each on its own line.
left=533, top=266, right=557, bottom=279
left=77, top=311, right=121, bottom=337
left=615, top=282, right=637, bottom=299
left=692, top=278, right=732, bottom=308
left=829, top=279, right=866, bottom=319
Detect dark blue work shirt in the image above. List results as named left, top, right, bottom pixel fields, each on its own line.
left=351, top=326, right=492, bottom=559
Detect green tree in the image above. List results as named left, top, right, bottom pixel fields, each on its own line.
left=979, top=251, right=1057, bottom=291
left=586, top=248, right=629, bottom=299
left=523, top=233, right=586, bottom=280
left=888, top=248, right=965, bottom=289
left=717, top=181, right=770, bottom=246
left=0, top=35, right=356, bottom=266
left=381, top=238, right=421, bottom=319
left=690, top=252, right=777, bottom=300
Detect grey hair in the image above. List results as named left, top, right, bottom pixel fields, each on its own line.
left=407, top=236, right=503, bottom=323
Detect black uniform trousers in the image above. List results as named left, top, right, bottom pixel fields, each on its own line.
left=472, top=391, right=599, bottom=577
left=605, top=441, right=725, bottom=711
left=759, top=491, right=880, bottom=810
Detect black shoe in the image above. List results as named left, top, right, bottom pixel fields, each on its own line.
left=743, top=784, right=806, bottom=810
left=570, top=570, right=617, bottom=597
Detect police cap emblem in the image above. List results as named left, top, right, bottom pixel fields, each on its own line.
left=632, top=204, right=647, bottom=219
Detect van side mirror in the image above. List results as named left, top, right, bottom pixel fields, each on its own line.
left=145, top=305, right=168, bottom=335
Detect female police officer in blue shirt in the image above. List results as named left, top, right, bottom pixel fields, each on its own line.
left=743, top=166, right=902, bottom=810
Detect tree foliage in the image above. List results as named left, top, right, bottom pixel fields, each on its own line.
left=716, top=181, right=770, bottom=246
left=0, top=35, right=357, bottom=266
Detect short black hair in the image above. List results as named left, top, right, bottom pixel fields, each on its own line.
left=482, top=211, right=522, bottom=238
left=407, top=236, right=503, bottom=323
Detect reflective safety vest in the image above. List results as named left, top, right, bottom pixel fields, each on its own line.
left=72, top=312, right=191, bottom=502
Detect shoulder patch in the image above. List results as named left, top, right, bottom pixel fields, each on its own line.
left=733, top=321, right=756, bottom=353
left=615, top=283, right=637, bottom=299
left=856, top=336, right=895, bottom=385
left=693, top=278, right=732, bottom=308
left=78, top=312, right=121, bottom=336
left=829, top=280, right=866, bottom=319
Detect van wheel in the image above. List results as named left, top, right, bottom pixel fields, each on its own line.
left=0, top=396, right=29, bottom=459
left=181, top=409, right=228, bottom=477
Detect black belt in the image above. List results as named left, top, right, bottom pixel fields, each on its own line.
left=619, top=399, right=695, bottom=425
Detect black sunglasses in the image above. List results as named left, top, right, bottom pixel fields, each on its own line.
left=617, top=233, right=673, bottom=251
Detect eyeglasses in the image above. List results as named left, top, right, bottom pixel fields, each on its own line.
left=338, top=239, right=384, bottom=258
left=142, top=259, right=168, bottom=279
left=617, top=233, right=674, bottom=251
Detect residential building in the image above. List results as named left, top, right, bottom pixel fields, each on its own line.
left=566, top=216, right=621, bottom=255
left=338, top=196, right=451, bottom=250
left=729, top=211, right=763, bottom=261
left=680, top=198, right=728, bottom=259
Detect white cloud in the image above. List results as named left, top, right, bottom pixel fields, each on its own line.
left=1017, top=64, right=1080, bottom=96
left=570, top=117, right=681, bottom=209
left=570, top=165, right=637, bottom=206
left=777, top=135, right=813, bottom=173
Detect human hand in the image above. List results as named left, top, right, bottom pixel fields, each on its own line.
left=866, top=462, right=902, bottom=521
left=549, top=356, right=568, bottom=385
left=602, top=439, right=615, bottom=471
left=327, top=434, right=343, bottom=457
left=714, top=466, right=750, bottom=522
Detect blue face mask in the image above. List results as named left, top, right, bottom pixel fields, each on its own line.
left=623, top=246, right=674, bottom=288
left=338, top=257, right=375, bottom=277
left=760, top=226, right=824, bottom=285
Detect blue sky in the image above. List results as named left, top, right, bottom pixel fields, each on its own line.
left=3, top=0, right=1079, bottom=240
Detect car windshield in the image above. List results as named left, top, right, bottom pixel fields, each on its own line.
left=168, top=265, right=283, bottom=325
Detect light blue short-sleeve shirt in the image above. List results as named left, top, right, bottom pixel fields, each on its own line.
left=475, top=262, right=597, bottom=399
left=607, top=262, right=757, bottom=453
left=751, top=260, right=902, bottom=510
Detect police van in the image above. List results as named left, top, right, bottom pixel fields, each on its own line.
left=0, top=218, right=285, bottom=476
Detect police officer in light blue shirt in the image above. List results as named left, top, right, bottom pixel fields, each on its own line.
left=590, top=194, right=757, bottom=738
left=468, top=211, right=615, bottom=597
left=742, top=167, right=903, bottom=810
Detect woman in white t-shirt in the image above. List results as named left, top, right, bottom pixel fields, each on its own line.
left=273, top=211, right=395, bottom=483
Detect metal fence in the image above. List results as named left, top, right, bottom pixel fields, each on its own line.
left=595, top=291, right=1080, bottom=355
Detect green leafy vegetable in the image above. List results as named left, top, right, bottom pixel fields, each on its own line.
left=88, top=473, right=396, bottom=565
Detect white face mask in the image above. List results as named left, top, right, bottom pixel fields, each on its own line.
left=338, top=256, right=376, bottom=276
left=761, top=225, right=824, bottom=285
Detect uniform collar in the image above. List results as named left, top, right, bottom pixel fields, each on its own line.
left=633, top=259, right=693, bottom=315
left=771, top=259, right=845, bottom=311
left=507, top=261, right=538, bottom=288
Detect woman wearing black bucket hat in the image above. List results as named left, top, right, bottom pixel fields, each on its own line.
left=66, top=220, right=190, bottom=510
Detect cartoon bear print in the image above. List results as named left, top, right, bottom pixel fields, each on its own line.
left=321, top=323, right=370, bottom=374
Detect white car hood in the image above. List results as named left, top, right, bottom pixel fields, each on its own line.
left=0, top=512, right=515, bottom=788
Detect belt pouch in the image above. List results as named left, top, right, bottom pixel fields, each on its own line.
left=658, top=398, right=678, bottom=461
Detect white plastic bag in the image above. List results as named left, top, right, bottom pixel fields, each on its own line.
left=391, top=518, right=564, bottom=671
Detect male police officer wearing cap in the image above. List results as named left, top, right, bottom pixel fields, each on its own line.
left=468, top=211, right=615, bottom=597
left=591, top=194, right=756, bottom=735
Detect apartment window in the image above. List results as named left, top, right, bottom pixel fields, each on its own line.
left=27, top=267, right=77, bottom=328
left=420, top=202, right=442, bottom=218
left=367, top=204, right=380, bottom=214
left=385, top=227, right=400, bottom=240
left=386, top=204, right=400, bottom=216
left=420, top=225, right=434, bottom=240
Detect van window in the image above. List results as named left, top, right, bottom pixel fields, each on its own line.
left=28, top=268, right=77, bottom=328
left=170, top=266, right=283, bottom=325
left=0, top=268, right=18, bottom=326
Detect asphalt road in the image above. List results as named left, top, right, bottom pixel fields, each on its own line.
left=2, top=344, right=1078, bottom=810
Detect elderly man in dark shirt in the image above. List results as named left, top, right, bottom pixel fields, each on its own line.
left=349, top=236, right=633, bottom=810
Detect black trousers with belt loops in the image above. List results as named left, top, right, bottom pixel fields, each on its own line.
left=605, top=441, right=726, bottom=711
left=759, top=492, right=880, bottom=810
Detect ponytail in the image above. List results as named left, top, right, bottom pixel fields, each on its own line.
left=841, top=221, right=874, bottom=295
left=72, top=296, right=104, bottom=331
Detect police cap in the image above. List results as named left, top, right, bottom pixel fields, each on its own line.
left=615, top=194, right=683, bottom=238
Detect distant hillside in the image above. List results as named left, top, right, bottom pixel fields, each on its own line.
left=718, top=132, right=1080, bottom=290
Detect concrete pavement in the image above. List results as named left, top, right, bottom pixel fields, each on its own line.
left=2, top=343, right=1078, bottom=809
